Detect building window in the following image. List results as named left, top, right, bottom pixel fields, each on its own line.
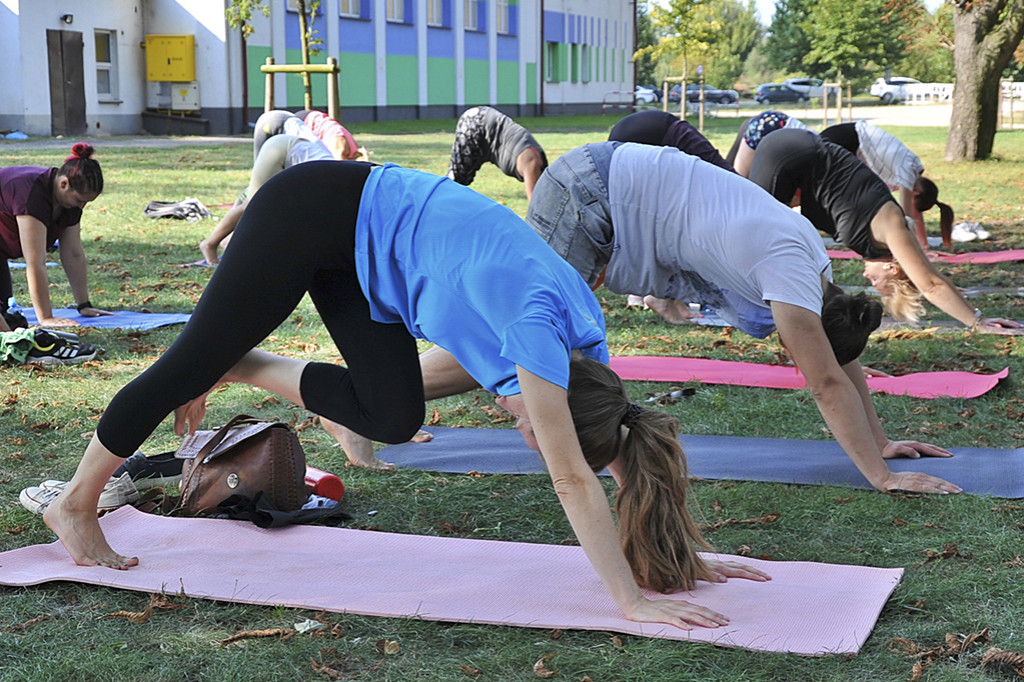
left=427, top=0, right=444, bottom=26
left=545, top=42, right=559, bottom=83
left=464, top=0, right=478, bottom=30
left=340, top=0, right=360, bottom=17
left=581, top=44, right=590, bottom=83
left=496, top=0, right=508, bottom=33
left=386, top=0, right=404, bottom=22
left=95, top=30, right=118, bottom=101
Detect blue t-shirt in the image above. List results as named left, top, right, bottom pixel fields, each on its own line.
left=355, top=165, right=609, bottom=395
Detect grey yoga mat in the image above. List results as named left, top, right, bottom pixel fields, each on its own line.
left=378, top=427, right=1024, bottom=498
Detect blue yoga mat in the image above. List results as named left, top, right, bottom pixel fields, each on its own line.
left=378, top=427, right=1024, bottom=498
left=16, top=306, right=191, bottom=331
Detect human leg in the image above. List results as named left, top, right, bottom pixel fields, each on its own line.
left=448, top=107, right=489, bottom=185
left=253, top=109, right=298, bottom=161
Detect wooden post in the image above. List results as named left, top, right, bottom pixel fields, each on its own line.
left=264, top=57, right=275, bottom=113
left=327, top=57, right=341, bottom=122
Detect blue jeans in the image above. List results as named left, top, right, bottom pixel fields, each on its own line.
left=525, top=143, right=617, bottom=287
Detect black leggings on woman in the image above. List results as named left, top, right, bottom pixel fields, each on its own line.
left=96, top=161, right=424, bottom=458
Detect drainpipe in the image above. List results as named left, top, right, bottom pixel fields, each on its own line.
left=539, top=0, right=545, bottom=117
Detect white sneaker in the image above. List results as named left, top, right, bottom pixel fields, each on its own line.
left=626, top=294, right=647, bottom=307
left=950, top=223, right=978, bottom=243
left=967, top=223, right=991, bottom=240
left=19, top=473, right=140, bottom=514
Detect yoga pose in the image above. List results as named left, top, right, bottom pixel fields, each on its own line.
left=608, top=110, right=733, bottom=172
left=821, top=120, right=952, bottom=249
left=0, top=143, right=111, bottom=330
left=523, top=141, right=963, bottom=495
left=44, top=161, right=767, bottom=629
left=293, top=110, right=363, bottom=161
left=725, top=110, right=808, bottom=177
left=749, top=128, right=1021, bottom=333
left=447, top=106, right=548, bottom=200
left=198, top=134, right=334, bottom=265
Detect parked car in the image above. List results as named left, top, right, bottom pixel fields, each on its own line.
left=668, top=83, right=739, bottom=104
left=869, top=76, right=921, bottom=104
left=634, top=85, right=660, bottom=105
left=784, top=77, right=824, bottom=99
left=754, top=83, right=808, bottom=105
left=640, top=84, right=663, bottom=102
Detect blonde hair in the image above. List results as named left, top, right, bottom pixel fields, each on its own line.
left=880, top=263, right=925, bottom=322
left=567, top=357, right=715, bottom=593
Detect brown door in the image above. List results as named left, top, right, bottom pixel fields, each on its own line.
left=46, top=29, right=87, bottom=136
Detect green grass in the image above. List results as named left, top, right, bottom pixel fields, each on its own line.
left=2, top=114, right=1024, bottom=681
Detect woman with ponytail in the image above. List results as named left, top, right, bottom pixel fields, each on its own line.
left=525, top=141, right=962, bottom=496
left=0, top=142, right=111, bottom=329
left=750, top=128, right=1022, bottom=335
left=821, top=121, right=953, bottom=249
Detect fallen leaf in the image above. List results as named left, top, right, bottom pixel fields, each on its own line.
left=981, top=646, right=1024, bottom=676
left=376, top=638, right=400, bottom=655
left=6, top=614, right=52, bottom=631
left=458, top=664, right=482, bottom=676
left=533, top=654, right=557, bottom=678
left=427, top=408, right=442, bottom=426
left=220, top=628, right=296, bottom=647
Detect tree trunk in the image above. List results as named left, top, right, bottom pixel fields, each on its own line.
left=298, top=0, right=313, bottom=110
left=946, top=0, right=1024, bottom=161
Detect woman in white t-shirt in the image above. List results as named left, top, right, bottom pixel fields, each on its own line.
left=526, top=141, right=963, bottom=498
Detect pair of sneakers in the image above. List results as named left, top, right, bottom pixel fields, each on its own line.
left=950, top=222, right=992, bottom=243
left=19, top=473, right=141, bottom=515
left=25, top=329, right=101, bottom=365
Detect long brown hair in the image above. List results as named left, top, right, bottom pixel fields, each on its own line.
left=567, top=356, right=715, bottom=593
left=915, top=177, right=953, bottom=246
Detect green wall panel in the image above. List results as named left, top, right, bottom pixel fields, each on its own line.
left=496, top=61, right=519, bottom=104
left=284, top=49, right=328, bottom=109
left=339, top=52, right=376, bottom=107
left=427, top=57, right=456, bottom=106
left=525, top=61, right=537, bottom=104
left=386, top=55, right=418, bottom=106
left=247, top=46, right=272, bottom=108
left=464, top=59, right=489, bottom=103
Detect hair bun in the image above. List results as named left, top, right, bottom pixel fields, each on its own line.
left=854, top=296, right=883, bottom=332
left=67, top=142, right=95, bottom=161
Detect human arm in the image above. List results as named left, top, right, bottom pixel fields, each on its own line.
left=199, top=201, right=247, bottom=265
left=17, top=215, right=78, bottom=326
left=516, top=367, right=732, bottom=629
left=874, top=202, right=1023, bottom=334
left=771, top=301, right=961, bottom=493
left=57, top=224, right=111, bottom=318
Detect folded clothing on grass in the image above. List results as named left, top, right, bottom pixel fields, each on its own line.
left=377, top=427, right=1024, bottom=498
left=0, top=507, right=902, bottom=655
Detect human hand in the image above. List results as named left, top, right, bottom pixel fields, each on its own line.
left=879, top=470, right=962, bottom=495
left=78, top=306, right=114, bottom=318
left=703, top=558, right=772, bottom=583
left=38, top=316, right=80, bottom=327
left=882, top=440, right=953, bottom=459
left=623, top=595, right=730, bottom=630
left=976, top=318, right=1024, bottom=335
left=862, top=366, right=891, bottom=379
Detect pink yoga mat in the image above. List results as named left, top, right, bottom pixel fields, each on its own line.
left=827, top=248, right=1024, bottom=264
left=0, top=507, right=902, bottom=656
left=610, top=356, right=1009, bottom=399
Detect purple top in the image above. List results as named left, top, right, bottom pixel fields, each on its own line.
left=0, top=167, right=82, bottom=259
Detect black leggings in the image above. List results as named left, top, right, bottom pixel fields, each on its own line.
left=97, top=162, right=425, bottom=458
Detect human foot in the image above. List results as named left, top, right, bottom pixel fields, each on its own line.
left=319, top=417, right=396, bottom=470
left=43, top=493, right=138, bottom=569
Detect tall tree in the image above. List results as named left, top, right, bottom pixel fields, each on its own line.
left=638, top=0, right=722, bottom=82
left=225, top=0, right=271, bottom=126
left=801, top=0, right=904, bottom=88
left=635, top=1, right=660, bottom=85
left=703, top=0, right=764, bottom=86
left=764, top=0, right=814, bottom=75
left=294, top=0, right=324, bottom=111
left=945, top=0, right=1024, bottom=161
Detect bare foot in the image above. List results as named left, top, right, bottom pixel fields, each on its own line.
left=43, top=492, right=138, bottom=569
left=643, top=296, right=702, bottom=325
left=411, top=429, right=433, bottom=443
left=319, top=417, right=396, bottom=470
left=198, top=239, right=220, bottom=266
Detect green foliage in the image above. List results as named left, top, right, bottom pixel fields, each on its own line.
left=635, top=1, right=659, bottom=85
left=642, top=0, right=723, bottom=77
left=763, top=0, right=815, bottom=75
left=801, top=0, right=904, bottom=87
left=702, top=0, right=765, bottom=87
left=224, top=0, right=270, bottom=39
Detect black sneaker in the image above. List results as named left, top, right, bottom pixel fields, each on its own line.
left=26, top=331, right=99, bottom=365
left=112, top=450, right=183, bottom=489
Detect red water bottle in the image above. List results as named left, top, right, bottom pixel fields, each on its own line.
left=304, top=465, right=345, bottom=501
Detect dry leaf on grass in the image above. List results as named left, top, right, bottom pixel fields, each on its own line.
left=376, top=638, right=400, bottom=655
left=702, top=512, right=780, bottom=532
left=914, top=543, right=972, bottom=567
left=220, top=628, right=296, bottom=647
left=103, top=593, right=187, bottom=623
left=311, top=658, right=347, bottom=680
left=533, top=654, right=557, bottom=678
left=6, top=614, right=52, bottom=631
left=427, top=408, right=442, bottom=426
left=981, top=646, right=1024, bottom=676
left=458, top=664, right=482, bottom=676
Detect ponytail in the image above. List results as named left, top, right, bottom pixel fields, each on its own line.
left=567, top=357, right=714, bottom=593
left=914, top=177, right=954, bottom=247
left=58, top=142, right=104, bottom=194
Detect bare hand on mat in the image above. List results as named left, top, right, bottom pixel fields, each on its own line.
left=881, top=470, right=962, bottom=495
left=881, top=439, right=953, bottom=459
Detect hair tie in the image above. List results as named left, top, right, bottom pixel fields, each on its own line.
left=621, top=402, right=643, bottom=428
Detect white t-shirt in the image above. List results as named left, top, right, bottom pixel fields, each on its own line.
left=855, top=120, right=924, bottom=191
left=605, top=143, right=832, bottom=337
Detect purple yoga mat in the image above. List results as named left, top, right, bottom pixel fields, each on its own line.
left=0, top=507, right=902, bottom=655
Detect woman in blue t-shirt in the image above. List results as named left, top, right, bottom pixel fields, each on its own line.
left=42, top=161, right=768, bottom=632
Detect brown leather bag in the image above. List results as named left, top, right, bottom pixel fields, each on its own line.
left=174, top=415, right=307, bottom=516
